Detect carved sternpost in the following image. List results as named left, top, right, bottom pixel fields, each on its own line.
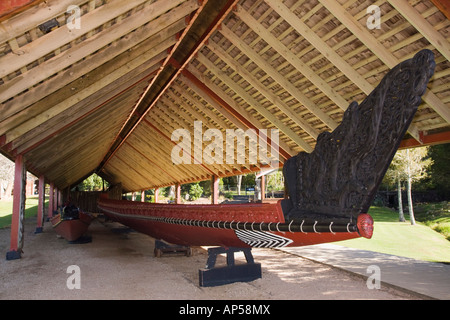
left=283, top=50, right=436, bottom=222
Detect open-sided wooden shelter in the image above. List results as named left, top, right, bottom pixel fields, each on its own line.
left=1, top=0, right=449, bottom=259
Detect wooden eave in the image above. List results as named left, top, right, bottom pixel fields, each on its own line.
left=0, top=0, right=449, bottom=193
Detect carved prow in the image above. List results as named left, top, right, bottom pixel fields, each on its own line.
left=283, top=49, right=435, bottom=222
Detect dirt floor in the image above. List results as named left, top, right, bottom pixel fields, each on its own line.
left=0, top=216, right=419, bottom=300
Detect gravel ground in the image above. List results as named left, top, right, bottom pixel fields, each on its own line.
left=0, top=216, right=419, bottom=300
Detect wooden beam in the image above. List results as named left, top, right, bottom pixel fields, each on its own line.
left=235, top=5, right=349, bottom=111
left=14, top=64, right=160, bottom=155
left=182, top=68, right=296, bottom=158
left=2, top=42, right=169, bottom=143
left=181, top=67, right=291, bottom=162
left=164, top=87, right=250, bottom=170
left=123, top=140, right=180, bottom=184
left=0, top=0, right=44, bottom=22
left=265, top=0, right=372, bottom=95
left=320, top=0, right=450, bottom=124
left=431, top=0, right=450, bottom=19
left=137, top=118, right=210, bottom=180
left=388, top=0, right=450, bottom=61
left=0, top=0, right=160, bottom=79
left=399, top=130, right=450, bottom=149
left=0, top=0, right=85, bottom=41
left=207, top=41, right=319, bottom=140
left=0, top=5, right=189, bottom=105
left=97, top=0, right=239, bottom=173
left=195, top=54, right=313, bottom=152
left=266, top=0, right=422, bottom=143
left=142, top=118, right=217, bottom=177
left=131, top=122, right=207, bottom=182
left=220, top=24, right=339, bottom=130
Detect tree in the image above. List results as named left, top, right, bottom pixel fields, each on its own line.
left=77, top=173, right=106, bottom=191
left=181, top=182, right=204, bottom=201
left=188, top=183, right=203, bottom=201
left=389, top=147, right=432, bottom=225
left=384, top=159, right=406, bottom=222
left=266, top=170, right=284, bottom=198
left=427, top=144, right=450, bottom=198
left=236, top=175, right=242, bottom=195
left=0, top=154, right=15, bottom=200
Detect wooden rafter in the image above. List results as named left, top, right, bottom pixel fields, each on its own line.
left=320, top=0, right=450, bottom=125
left=0, top=0, right=448, bottom=192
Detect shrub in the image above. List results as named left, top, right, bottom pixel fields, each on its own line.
left=188, top=183, right=203, bottom=201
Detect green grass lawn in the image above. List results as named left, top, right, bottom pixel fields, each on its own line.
left=0, top=196, right=46, bottom=229
left=335, top=206, right=450, bottom=263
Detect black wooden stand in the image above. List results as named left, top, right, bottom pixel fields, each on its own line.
left=199, top=247, right=261, bottom=287
left=154, top=239, right=192, bottom=257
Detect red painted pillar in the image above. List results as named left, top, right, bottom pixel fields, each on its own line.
left=261, top=175, right=266, bottom=202
left=53, top=187, right=58, bottom=212
left=48, top=182, right=54, bottom=219
left=35, top=175, right=45, bottom=234
left=6, top=155, right=26, bottom=260
left=211, top=175, right=219, bottom=204
left=58, top=189, right=62, bottom=209
left=154, top=188, right=159, bottom=203
left=175, top=183, right=181, bottom=204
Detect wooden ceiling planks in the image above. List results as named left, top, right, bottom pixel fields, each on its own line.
left=0, top=0, right=448, bottom=192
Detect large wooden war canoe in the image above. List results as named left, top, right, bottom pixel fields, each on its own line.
left=98, top=49, right=435, bottom=250
left=98, top=197, right=373, bottom=248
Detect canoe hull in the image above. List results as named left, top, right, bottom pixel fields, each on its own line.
left=98, top=198, right=371, bottom=248
left=51, top=212, right=93, bottom=242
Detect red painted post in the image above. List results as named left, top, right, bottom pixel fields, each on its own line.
left=58, top=189, right=62, bottom=209
left=261, top=174, right=266, bottom=202
left=211, top=175, right=219, bottom=204
left=48, top=182, right=54, bottom=219
left=6, top=155, right=26, bottom=260
left=35, top=175, right=45, bottom=234
left=175, top=183, right=181, bottom=204
left=53, top=187, right=58, bottom=213
left=154, top=188, right=159, bottom=203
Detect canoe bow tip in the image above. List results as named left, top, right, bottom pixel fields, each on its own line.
left=357, top=213, right=374, bottom=239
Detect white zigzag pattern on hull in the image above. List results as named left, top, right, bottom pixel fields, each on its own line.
left=234, top=230, right=293, bottom=248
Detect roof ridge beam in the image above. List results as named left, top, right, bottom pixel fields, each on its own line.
left=97, top=0, right=239, bottom=172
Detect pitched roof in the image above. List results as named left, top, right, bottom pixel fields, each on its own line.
left=0, top=0, right=449, bottom=192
